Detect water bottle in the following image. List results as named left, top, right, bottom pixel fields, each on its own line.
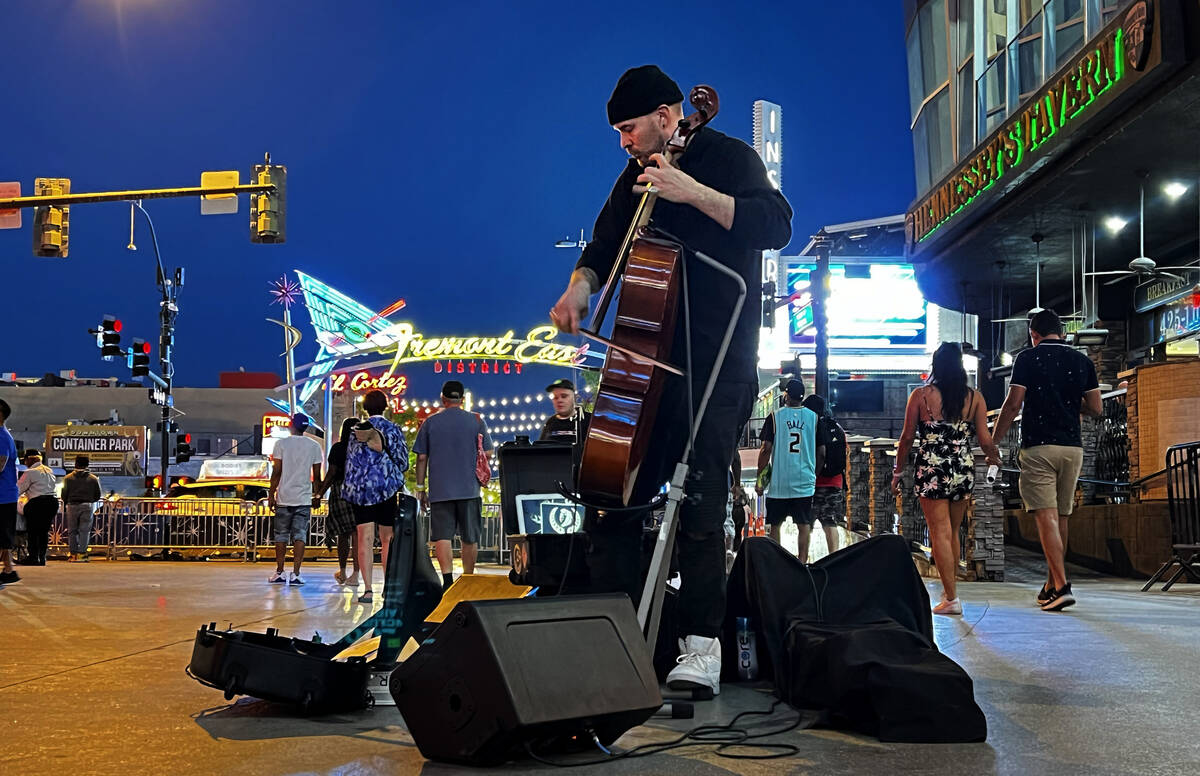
left=986, top=465, right=999, bottom=485
left=736, top=617, right=758, bottom=681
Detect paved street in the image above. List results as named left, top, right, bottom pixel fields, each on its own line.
left=1, top=555, right=1197, bottom=776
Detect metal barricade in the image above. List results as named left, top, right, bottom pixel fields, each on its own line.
left=49, top=498, right=329, bottom=558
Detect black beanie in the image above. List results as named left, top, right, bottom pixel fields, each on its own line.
left=607, top=65, right=684, bottom=125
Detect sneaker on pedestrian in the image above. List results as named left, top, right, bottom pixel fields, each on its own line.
left=1040, top=583, right=1076, bottom=612
left=288, top=572, right=304, bottom=586
left=933, top=597, right=962, bottom=616
left=267, top=570, right=286, bottom=583
left=0, top=570, right=20, bottom=584
left=666, top=635, right=722, bottom=696
left=1036, top=583, right=1054, bottom=607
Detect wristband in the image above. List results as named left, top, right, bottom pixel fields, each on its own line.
left=416, top=485, right=426, bottom=491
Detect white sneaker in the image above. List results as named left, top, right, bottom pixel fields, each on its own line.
left=287, top=572, right=304, bottom=586
left=665, top=635, right=722, bottom=696
left=267, top=570, right=285, bottom=584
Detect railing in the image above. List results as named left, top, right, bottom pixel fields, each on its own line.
left=45, top=497, right=507, bottom=563
left=1095, top=392, right=1130, bottom=484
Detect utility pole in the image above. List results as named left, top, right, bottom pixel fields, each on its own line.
left=811, top=230, right=832, bottom=401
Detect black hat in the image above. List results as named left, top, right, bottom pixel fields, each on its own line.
left=290, top=412, right=311, bottom=431
left=24, top=448, right=40, bottom=459
left=607, top=65, right=684, bottom=125
left=785, top=378, right=806, bottom=401
left=441, top=380, right=465, bottom=400
left=545, top=379, right=575, bottom=392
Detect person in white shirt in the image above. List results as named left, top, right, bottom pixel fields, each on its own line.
left=267, top=413, right=325, bottom=585
left=17, top=449, right=57, bottom=566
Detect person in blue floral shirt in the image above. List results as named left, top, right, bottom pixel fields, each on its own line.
left=342, top=389, right=408, bottom=603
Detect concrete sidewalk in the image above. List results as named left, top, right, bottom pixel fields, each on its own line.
left=1, top=557, right=1197, bottom=775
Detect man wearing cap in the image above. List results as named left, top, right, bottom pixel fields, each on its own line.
left=60, top=455, right=102, bottom=563
left=757, top=379, right=823, bottom=561
left=414, top=381, right=493, bottom=590
left=267, top=412, right=324, bottom=585
left=549, top=65, right=792, bottom=695
left=539, top=379, right=591, bottom=445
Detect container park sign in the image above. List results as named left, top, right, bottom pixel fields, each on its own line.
left=45, top=425, right=147, bottom=476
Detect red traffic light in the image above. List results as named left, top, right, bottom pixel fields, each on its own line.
left=137, top=341, right=151, bottom=354
left=183, top=433, right=192, bottom=444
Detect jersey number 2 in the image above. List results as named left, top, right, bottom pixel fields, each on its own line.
left=788, top=432, right=801, bottom=454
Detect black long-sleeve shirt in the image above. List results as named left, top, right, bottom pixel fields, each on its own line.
left=576, top=126, right=793, bottom=384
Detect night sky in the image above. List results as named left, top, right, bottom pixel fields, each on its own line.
left=2, top=0, right=915, bottom=402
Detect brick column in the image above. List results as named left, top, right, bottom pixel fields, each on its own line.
left=868, top=439, right=897, bottom=535
left=845, top=435, right=871, bottom=532
left=969, top=450, right=1005, bottom=581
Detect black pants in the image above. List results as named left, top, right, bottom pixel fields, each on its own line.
left=24, top=495, right=58, bottom=564
left=584, top=380, right=756, bottom=639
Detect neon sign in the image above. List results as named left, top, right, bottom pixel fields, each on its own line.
left=330, top=371, right=408, bottom=396
left=291, top=271, right=602, bottom=407
left=907, top=11, right=1147, bottom=247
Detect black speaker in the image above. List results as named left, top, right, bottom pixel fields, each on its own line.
left=390, top=594, right=662, bottom=765
left=507, top=532, right=591, bottom=593
left=497, top=440, right=575, bottom=534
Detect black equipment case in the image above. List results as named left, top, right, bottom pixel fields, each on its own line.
left=188, top=624, right=371, bottom=714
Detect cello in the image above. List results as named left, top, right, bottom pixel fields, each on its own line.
left=576, top=85, right=719, bottom=506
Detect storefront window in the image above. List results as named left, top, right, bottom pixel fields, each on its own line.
left=979, top=52, right=1007, bottom=135
left=1051, top=0, right=1085, bottom=69
left=906, top=0, right=949, bottom=121
left=985, top=0, right=1008, bottom=58
left=913, top=86, right=954, bottom=192
left=957, top=62, right=975, bottom=153
left=1012, top=11, right=1044, bottom=100
left=1102, top=0, right=1133, bottom=25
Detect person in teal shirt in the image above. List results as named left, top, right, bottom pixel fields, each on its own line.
left=756, top=380, right=824, bottom=560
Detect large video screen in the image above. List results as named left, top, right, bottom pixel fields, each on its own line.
left=786, top=262, right=928, bottom=349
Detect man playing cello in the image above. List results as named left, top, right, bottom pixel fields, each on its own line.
left=550, top=65, right=792, bottom=695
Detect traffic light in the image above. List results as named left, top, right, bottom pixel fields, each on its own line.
left=175, top=432, right=193, bottom=463
left=249, top=158, right=286, bottom=244
left=99, top=316, right=123, bottom=357
left=761, top=281, right=776, bottom=328
left=32, top=177, right=70, bottom=257
left=130, top=338, right=151, bottom=377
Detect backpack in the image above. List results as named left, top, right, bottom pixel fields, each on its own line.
left=819, top=416, right=847, bottom=478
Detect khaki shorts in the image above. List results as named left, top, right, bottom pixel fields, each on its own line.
left=1019, top=445, right=1084, bottom=515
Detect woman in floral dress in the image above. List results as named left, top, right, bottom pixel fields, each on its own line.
left=893, top=343, right=1000, bottom=615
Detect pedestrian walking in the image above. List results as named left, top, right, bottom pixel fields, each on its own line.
left=0, top=399, right=20, bottom=584
left=317, top=417, right=360, bottom=587
left=60, top=455, right=101, bottom=563
left=342, top=389, right=408, bottom=604
left=17, top=449, right=57, bottom=566
left=893, top=343, right=1000, bottom=615
left=992, top=310, right=1102, bottom=612
left=267, top=412, right=324, bottom=585
left=756, top=379, right=822, bottom=561
left=413, top=380, right=493, bottom=590
left=803, top=394, right=850, bottom=556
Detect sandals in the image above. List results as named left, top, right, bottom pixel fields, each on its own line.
left=357, top=591, right=373, bottom=603
left=333, top=570, right=347, bottom=585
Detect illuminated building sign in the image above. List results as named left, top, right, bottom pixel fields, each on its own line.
left=787, top=263, right=928, bottom=349
left=291, top=271, right=602, bottom=406
left=907, top=3, right=1162, bottom=249
left=329, top=371, right=408, bottom=396
left=753, top=100, right=783, bottom=290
